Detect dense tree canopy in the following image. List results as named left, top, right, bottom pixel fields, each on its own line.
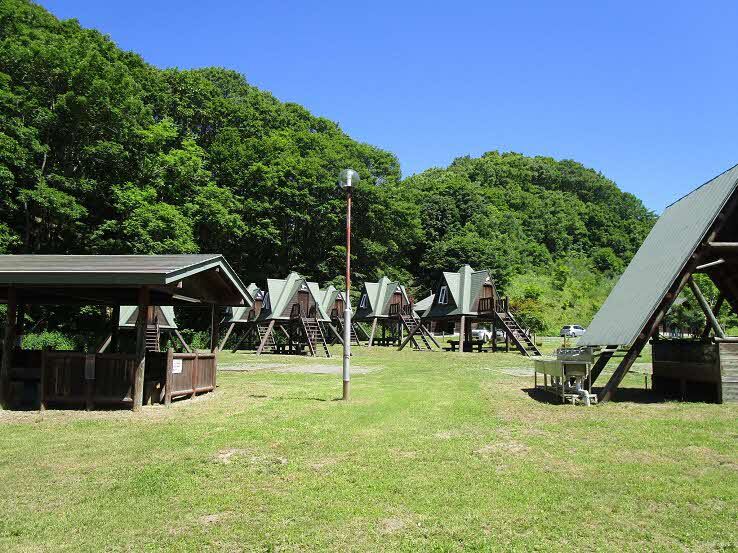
left=1, top=0, right=657, bottom=336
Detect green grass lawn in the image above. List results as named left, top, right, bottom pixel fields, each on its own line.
left=1, top=344, right=736, bottom=551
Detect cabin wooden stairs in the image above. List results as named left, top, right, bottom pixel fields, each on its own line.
left=301, top=317, right=331, bottom=357
left=399, top=313, right=433, bottom=351
left=256, top=322, right=277, bottom=353
left=145, top=321, right=160, bottom=351
left=494, top=311, right=541, bottom=357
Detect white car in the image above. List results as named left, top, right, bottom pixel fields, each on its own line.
left=560, top=325, right=586, bottom=337
left=471, top=328, right=505, bottom=342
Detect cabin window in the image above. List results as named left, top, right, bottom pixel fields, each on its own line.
left=359, top=294, right=368, bottom=308
left=263, top=292, right=271, bottom=310
left=438, top=286, right=448, bottom=305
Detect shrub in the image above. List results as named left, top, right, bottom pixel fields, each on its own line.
left=22, top=331, right=77, bottom=351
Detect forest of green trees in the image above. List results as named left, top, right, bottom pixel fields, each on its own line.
left=1, top=0, right=663, bottom=338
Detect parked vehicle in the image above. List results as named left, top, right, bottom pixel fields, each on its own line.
left=560, top=324, right=586, bottom=337
left=471, top=328, right=506, bottom=342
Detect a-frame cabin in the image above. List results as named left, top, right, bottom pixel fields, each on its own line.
left=580, top=164, right=738, bottom=403
left=410, top=264, right=541, bottom=356
left=228, top=273, right=332, bottom=357
left=355, top=277, right=437, bottom=350
left=220, top=283, right=263, bottom=352
left=318, top=285, right=364, bottom=346
left=107, top=305, right=191, bottom=353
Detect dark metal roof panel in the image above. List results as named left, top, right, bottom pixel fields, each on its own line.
left=579, top=164, right=738, bottom=347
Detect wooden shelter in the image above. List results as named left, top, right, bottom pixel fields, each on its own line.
left=0, top=254, right=252, bottom=411
left=409, top=265, right=541, bottom=355
left=580, top=164, right=738, bottom=403
left=227, top=272, right=332, bottom=357
left=355, top=276, right=436, bottom=350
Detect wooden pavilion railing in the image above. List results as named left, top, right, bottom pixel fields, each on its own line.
left=8, top=348, right=215, bottom=410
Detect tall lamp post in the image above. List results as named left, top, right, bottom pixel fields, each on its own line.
left=338, top=168, right=359, bottom=400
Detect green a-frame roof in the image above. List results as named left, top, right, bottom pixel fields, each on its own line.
left=420, top=265, right=495, bottom=318
left=354, top=276, right=410, bottom=320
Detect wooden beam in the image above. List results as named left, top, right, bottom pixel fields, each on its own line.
left=110, top=305, right=120, bottom=353
left=695, top=258, right=725, bottom=271
left=458, top=316, right=466, bottom=354
left=707, top=241, right=738, bottom=249
left=599, top=268, right=693, bottom=402
left=702, top=294, right=724, bottom=338
left=367, top=318, right=378, bottom=347
left=688, top=276, right=725, bottom=338
left=256, top=320, right=275, bottom=355
left=1, top=286, right=17, bottom=407
left=218, top=322, right=235, bottom=352
left=210, top=304, right=220, bottom=353
left=164, top=348, right=173, bottom=406
left=174, top=329, right=192, bottom=353
left=587, top=346, right=618, bottom=387
left=397, top=318, right=422, bottom=351
left=132, top=286, right=150, bottom=411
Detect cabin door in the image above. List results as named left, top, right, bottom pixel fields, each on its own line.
left=297, top=290, right=310, bottom=317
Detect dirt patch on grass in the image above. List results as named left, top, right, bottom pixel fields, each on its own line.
left=475, top=440, right=529, bottom=457
left=199, top=512, right=232, bottom=526
left=379, top=517, right=407, bottom=534
left=219, top=362, right=287, bottom=372
left=308, top=457, right=341, bottom=471
left=214, top=448, right=287, bottom=468
left=272, top=364, right=372, bottom=375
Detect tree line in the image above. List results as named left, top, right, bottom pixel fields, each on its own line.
left=0, top=0, right=657, bottom=337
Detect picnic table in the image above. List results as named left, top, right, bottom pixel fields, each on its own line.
left=445, top=339, right=485, bottom=352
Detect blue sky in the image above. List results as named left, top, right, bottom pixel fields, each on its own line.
left=38, top=0, right=738, bottom=213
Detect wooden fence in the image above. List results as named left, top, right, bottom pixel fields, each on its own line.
left=9, top=348, right=216, bottom=410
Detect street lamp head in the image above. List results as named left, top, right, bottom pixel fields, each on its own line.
left=338, top=168, right=359, bottom=191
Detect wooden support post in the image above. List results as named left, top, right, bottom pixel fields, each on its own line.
left=458, top=316, right=466, bottom=354
left=702, top=294, right=725, bottom=339
left=587, top=347, right=617, bottom=388
left=688, top=277, right=725, bottom=338
left=85, top=353, right=95, bottom=411
left=231, top=325, right=250, bottom=353
left=210, top=304, right=220, bottom=353
left=191, top=352, right=198, bottom=398
left=218, top=322, right=235, bottom=352
left=256, top=320, right=275, bottom=355
left=328, top=323, right=344, bottom=345
left=421, top=323, right=440, bottom=347
left=1, top=286, right=17, bottom=408
left=397, top=318, right=422, bottom=351
left=111, top=305, right=120, bottom=353
left=368, top=318, right=378, bottom=347
left=164, top=348, right=173, bottom=406
left=15, top=302, right=25, bottom=347
left=39, top=348, right=47, bottom=412
left=174, top=329, right=192, bottom=353
left=133, top=286, right=150, bottom=412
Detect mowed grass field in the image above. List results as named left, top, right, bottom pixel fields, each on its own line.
left=1, top=341, right=737, bottom=552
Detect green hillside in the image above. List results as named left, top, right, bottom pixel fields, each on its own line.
left=0, top=0, right=656, bottom=334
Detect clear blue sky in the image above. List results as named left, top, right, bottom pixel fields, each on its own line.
left=38, top=0, right=738, bottom=213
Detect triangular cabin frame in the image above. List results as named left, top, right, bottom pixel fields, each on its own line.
left=579, top=164, right=738, bottom=404
left=413, top=265, right=541, bottom=356
left=98, top=305, right=191, bottom=353
left=354, top=277, right=437, bottom=350
left=222, top=272, right=331, bottom=357
left=318, top=285, right=365, bottom=346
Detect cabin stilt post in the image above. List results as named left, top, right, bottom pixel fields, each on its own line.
left=368, top=318, right=377, bottom=347
left=219, top=322, right=235, bottom=352
left=133, top=286, right=150, bottom=411
left=256, top=320, right=275, bottom=355
left=1, top=286, right=16, bottom=407
left=458, top=316, right=466, bottom=353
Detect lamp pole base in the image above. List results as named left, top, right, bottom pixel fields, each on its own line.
left=342, top=380, right=350, bottom=401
